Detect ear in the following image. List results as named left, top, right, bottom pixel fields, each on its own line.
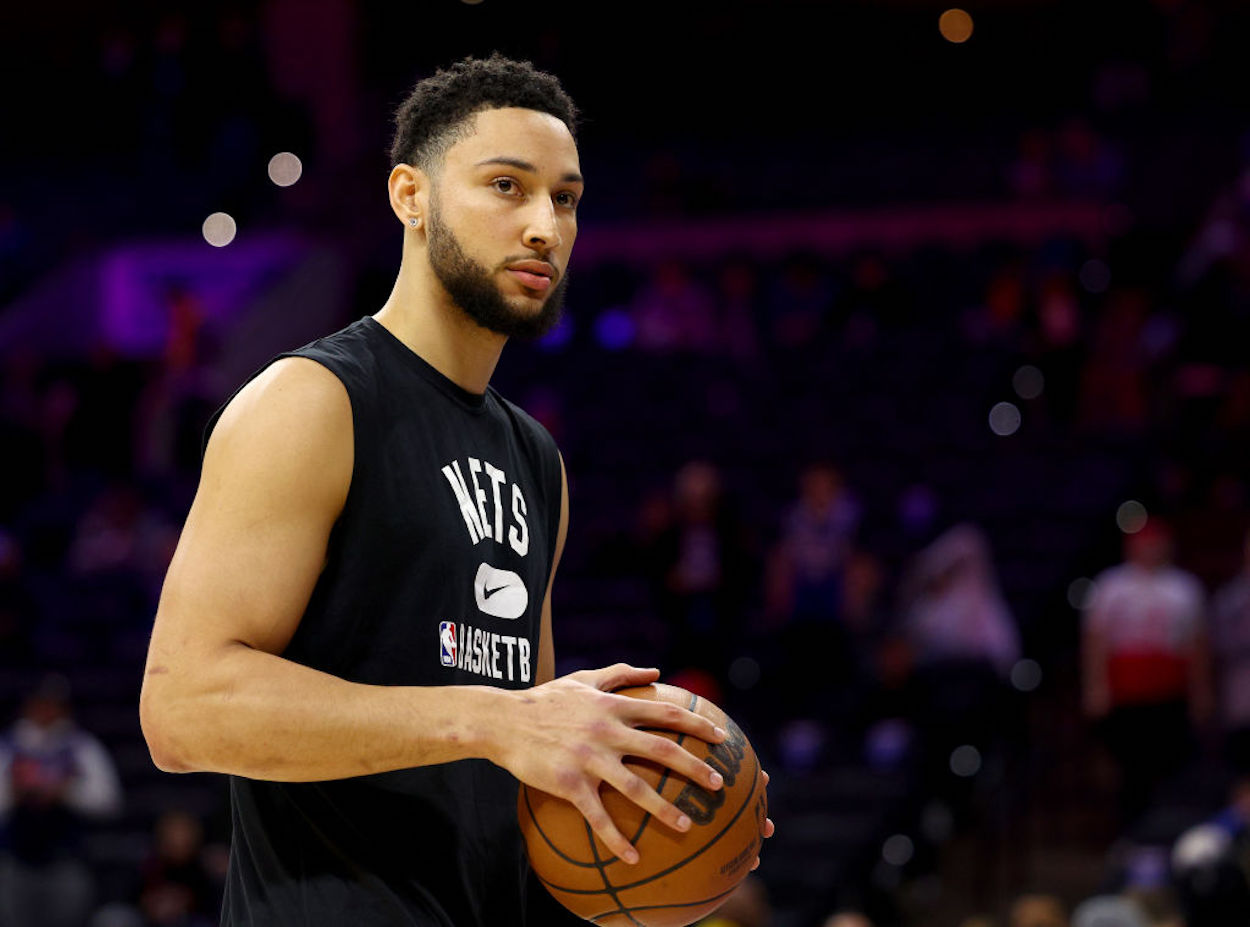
left=388, top=163, right=429, bottom=232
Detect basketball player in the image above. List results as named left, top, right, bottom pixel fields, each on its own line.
left=139, top=54, right=770, bottom=925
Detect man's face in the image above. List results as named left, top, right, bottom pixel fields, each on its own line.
left=423, top=107, right=582, bottom=339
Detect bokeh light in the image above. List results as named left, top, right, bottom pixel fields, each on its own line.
left=1010, top=658, right=1043, bottom=692
left=267, top=152, right=303, bottom=187
left=201, top=212, right=237, bottom=247
left=728, top=655, right=761, bottom=690
left=882, top=834, right=915, bottom=867
left=1067, top=577, right=1097, bottom=609
left=940, top=9, right=974, bottom=43
left=1116, top=500, right=1149, bottom=534
left=950, top=745, right=982, bottom=778
left=1012, top=365, right=1045, bottom=400
left=988, top=401, right=1021, bottom=436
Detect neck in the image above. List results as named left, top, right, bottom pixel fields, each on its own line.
left=374, top=253, right=507, bottom=396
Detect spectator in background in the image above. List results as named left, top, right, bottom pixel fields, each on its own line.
left=695, top=874, right=771, bottom=927
left=897, top=524, right=1021, bottom=792
left=631, top=259, right=717, bottom=353
left=1071, top=896, right=1147, bottom=927
left=645, top=461, right=753, bottom=689
left=0, top=674, right=123, bottom=927
left=765, top=462, right=861, bottom=713
left=1082, top=519, right=1214, bottom=830
left=1010, top=893, right=1068, bottom=927
left=823, top=913, right=874, bottom=927
left=899, top=524, right=1020, bottom=680
left=1212, top=528, right=1250, bottom=773
left=134, top=809, right=227, bottom=926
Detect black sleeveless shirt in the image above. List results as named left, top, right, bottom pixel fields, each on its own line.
left=210, top=317, right=564, bottom=926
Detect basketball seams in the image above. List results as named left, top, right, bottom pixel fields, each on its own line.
left=583, top=818, right=646, bottom=926
left=585, top=882, right=742, bottom=921
left=622, top=689, right=697, bottom=850
left=533, top=751, right=762, bottom=896
left=524, top=686, right=764, bottom=925
left=522, top=784, right=601, bottom=869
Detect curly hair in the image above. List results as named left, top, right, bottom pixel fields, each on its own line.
left=389, top=53, right=578, bottom=171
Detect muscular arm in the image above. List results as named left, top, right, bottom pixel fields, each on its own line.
left=139, top=359, right=723, bottom=861
left=141, top=357, right=503, bottom=780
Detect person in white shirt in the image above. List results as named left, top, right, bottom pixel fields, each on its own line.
left=1082, top=518, right=1213, bottom=829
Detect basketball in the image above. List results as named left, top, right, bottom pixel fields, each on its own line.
left=518, top=683, right=768, bottom=926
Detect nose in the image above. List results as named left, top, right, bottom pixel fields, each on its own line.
left=522, top=196, right=561, bottom=252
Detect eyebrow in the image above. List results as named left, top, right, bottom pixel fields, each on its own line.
left=474, top=156, right=583, bottom=185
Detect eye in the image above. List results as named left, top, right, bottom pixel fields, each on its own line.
left=555, top=190, right=579, bottom=210
left=492, top=177, right=521, bottom=196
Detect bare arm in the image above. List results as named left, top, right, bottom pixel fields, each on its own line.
left=139, top=359, right=723, bottom=862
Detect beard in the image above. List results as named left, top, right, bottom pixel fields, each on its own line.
left=426, top=207, right=568, bottom=341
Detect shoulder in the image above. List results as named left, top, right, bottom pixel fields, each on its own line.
left=204, top=357, right=353, bottom=508
left=214, top=356, right=351, bottom=446
left=1164, top=567, right=1206, bottom=601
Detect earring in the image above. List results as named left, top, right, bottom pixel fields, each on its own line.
left=408, top=217, right=419, bottom=228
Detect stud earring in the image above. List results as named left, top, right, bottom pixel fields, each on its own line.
left=408, top=217, right=419, bottom=228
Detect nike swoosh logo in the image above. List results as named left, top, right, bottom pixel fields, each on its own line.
left=474, top=563, right=529, bottom=620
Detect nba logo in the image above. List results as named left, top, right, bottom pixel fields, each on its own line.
left=439, top=621, right=457, bottom=667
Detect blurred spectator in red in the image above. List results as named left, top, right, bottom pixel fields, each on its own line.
left=1213, top=528, right=1250, bottom=773
left=1081, top=519, right=1214, bottom=828
left=1010, top=893, right=1068, bottom=927
left=0, top=674, right=122, bottom=927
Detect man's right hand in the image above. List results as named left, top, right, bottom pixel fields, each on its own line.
left=492, top=663, right=727, bottom=864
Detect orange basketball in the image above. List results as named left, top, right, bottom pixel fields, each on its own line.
left=518, top=683, right=768, bottom=926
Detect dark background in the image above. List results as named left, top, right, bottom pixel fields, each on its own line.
left=2, top=2, right=1250, bottom=926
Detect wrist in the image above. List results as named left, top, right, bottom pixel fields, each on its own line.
left=456, top=685, right=521, bottom=767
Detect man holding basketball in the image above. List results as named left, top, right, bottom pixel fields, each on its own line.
left=140, top=54, right=769, bottom=926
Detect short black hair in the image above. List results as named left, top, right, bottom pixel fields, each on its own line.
left=389, top=53, right=578, bottom=171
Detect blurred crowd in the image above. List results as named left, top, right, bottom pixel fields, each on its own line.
left=4, top=1, right=1250, bottom=925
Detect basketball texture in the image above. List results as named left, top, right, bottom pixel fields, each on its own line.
left=518, top=683, right=768, bottom=926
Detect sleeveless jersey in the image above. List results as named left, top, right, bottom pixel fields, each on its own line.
left=210, top=317, right=564, bottom=926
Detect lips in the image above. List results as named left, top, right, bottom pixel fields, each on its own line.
left=505, top=261, right=556, bottom=292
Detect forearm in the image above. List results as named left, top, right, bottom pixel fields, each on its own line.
left=141, top=642, right=516, bottom=781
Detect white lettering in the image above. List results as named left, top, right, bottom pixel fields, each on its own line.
left=484, top=462, right=507, bottom=543
left=509, top=484, right=529, bottom=556
left=490, top=633, right=501, bottom=679
left=469, top=458, right=492, bottom=540
left=519, top=637, right=531, bottom=683
left=501, top=635, right=516, bottom=681
left=442, top=463, right=484, bottom=544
